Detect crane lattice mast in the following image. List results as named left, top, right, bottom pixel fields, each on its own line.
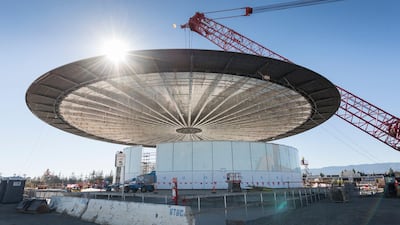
left=181, top=4, right=400, bottom=151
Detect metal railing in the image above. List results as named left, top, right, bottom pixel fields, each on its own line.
left=26, top=187, right=328, bottom=213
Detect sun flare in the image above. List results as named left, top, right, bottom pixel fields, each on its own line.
left=101, top=38, right=129, bottom=63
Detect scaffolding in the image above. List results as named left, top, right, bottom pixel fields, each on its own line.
left=141, top=151, right=156, bottom=174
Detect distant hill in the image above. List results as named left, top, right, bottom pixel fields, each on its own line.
left=307, top=162, right=400, bottom=175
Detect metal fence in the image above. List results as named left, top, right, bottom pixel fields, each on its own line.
left=27, top=187, right=327, bottom=209
left=183, top=188, right=328, bottom=211
left=26, top=187, right=328, bottom=223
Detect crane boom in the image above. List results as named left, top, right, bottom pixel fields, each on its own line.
left=182, top=10, right=400, bottom=151
left=181, top=12, right=291, bottom=62
left=336, top=86, right=400, bottom=150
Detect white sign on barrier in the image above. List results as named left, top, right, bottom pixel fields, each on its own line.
left=115, top=151, right=125, bottom=167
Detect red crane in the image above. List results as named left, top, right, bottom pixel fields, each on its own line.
left=181, top=0, right=400, bottom=151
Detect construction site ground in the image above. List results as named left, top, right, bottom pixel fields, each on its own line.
left=247, top=191, right=400, bottom=225
left=1, top=189, right=400, bottom=225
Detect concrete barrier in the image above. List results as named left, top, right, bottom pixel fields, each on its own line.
left=50, top=196, right=89, bottom=218
left=50, top=196, right=194, bottom=225
left=81, top=199, right=194, bottom=225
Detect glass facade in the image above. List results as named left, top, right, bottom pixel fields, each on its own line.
left=156, top=141, right=302, bottom=189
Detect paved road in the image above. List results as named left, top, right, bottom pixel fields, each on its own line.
left=0, top=203, right=96, bottom=225
left=248, top=193, right=400, bottom=225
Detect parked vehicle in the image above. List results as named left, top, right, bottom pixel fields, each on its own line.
left=66, top=184, right=81, bottom=192
left=124, top=171, right=156, bottom=193
left=359, top=182, right=377, bottom=196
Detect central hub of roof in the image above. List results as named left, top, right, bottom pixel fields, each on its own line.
left=176, top=127, right=202, bottom=134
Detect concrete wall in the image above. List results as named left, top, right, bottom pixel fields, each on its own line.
left=50, top=196, right=194, bottom=225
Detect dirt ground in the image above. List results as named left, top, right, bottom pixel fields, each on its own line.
left=248, top=192, right=400, bottom=225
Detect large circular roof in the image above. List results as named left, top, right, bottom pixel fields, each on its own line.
left=26, top=49, right=340, bottom=147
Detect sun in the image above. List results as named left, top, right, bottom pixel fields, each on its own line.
left=101, top=38, right=129, bottom=64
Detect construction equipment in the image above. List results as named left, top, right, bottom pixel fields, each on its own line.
left=181, top=0, right=400, bottom=151
left=124, top=171, right=156, bottom=193
left=16, top=198, right=50, bottom=214
left=226, top=172, right=242, bottom=192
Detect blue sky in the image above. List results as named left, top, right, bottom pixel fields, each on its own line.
left=1, top=0, right=399, bottom=178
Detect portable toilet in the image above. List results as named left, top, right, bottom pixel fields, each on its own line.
left=0, top=178, right=7, bottom=202
left=1, top=177, right=26, bottom=204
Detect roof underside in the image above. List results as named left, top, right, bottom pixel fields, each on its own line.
left=26, top=49, right=340, bottom=147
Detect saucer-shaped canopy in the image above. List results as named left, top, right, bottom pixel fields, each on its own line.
left=26, top=49, right=340, bottom=147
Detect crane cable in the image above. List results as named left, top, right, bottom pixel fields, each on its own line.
left=280, top=77, right=379, bottom=163
left=204, top=0, right=344, bottom=20
left=252, top=0, right=344, bottom=13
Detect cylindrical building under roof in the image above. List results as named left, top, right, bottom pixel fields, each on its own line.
left=156, top=141, right=302, bottom=189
